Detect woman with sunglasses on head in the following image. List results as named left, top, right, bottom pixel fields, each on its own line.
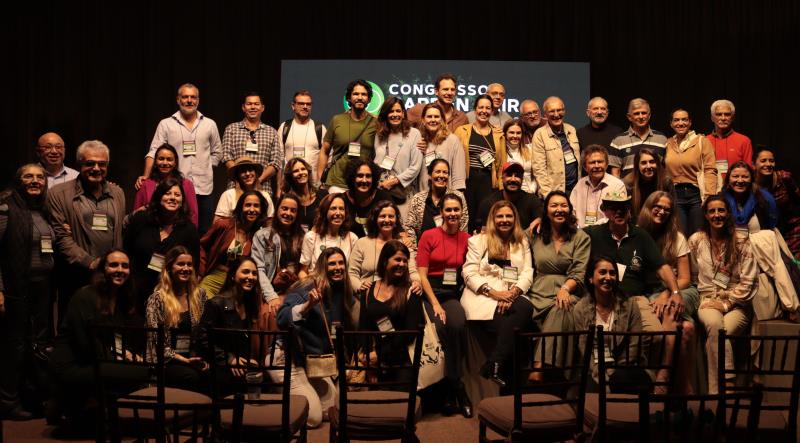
left=373, top=97, right=424, bottom=212
left=134, top=143, right=198, bottom=226
left=199, top=191, right=270, bottom=298
left=213, top=156, right=274, bottom=223
left=280, top=158, right=328, bottom=232
left=623, top=147, right=674, bottom=217
left=415, top=102, right=467, bottom=194
left=405, top=158, right=469, bottom=246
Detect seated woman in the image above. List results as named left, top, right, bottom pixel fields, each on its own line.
left=299, top=193, right=359, bottom=277
left=415, top=102, right=467, bottom=193
left=343, top=159, right=392, bottom=238
left=252, top=193, right=306, bottom=317
left=198, top=257, right=269, bottom=392
left=48, top=249, right=140, bottom=428
left=134, top=143, right=198, bottom=226
left=145, top=246, right=208, bottom=390
left=416, top=192, right=472, bottom=417
left=723, top=161, right=778, bottom=234
left=359, top=240, right=423, bottom=383
left=373, top=96, right=424, bottom=210
left=573, top=255, right=647, bottom=392
left=623, top=147, right=674, bottom=216
left=688, top=196, right=757, bottom=394
left=280, top=158, right=328, bottom=231
left=405, top=158, right=469, bottom=246
left=275, top=247, right=357, bottom=428
left=461, top=200, right=533, bottom=387
left=637, top=191, right=700, bottom=393
left=213, top=156, right=275, bottom=222
left=124, top=176, right=200, bottom=313
left=199, top=191, right=270, bottom=298
left=348, top=200, right=418, bottom=295
left=755, top=146, right=800, bottom=258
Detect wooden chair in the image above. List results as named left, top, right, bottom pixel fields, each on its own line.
left=477, top=328, right=594, bottom=442
left=637, top=388, right=763, bottom=442
left=330, top=324, right=424, bottom=443
left=719, top=329, right=800, bottom=442
left=585, top=325, right=683, bottom=442
left=92, top=324, right=225, bottom=442
left=209, top=327, right=308, bottom=442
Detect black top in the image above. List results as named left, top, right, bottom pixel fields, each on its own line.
left=577, top=122, right=622, bottom=154
left=197, top=292, right=261, bottom=366
left=297, top=188, right=329, bottom=231
left=476, top=190, right=543, bottom=231
left=346, top=189, right=394, bottom=238
left=359, top=284, right=423, bottom=365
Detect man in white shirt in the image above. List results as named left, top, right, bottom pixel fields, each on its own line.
left=35, top=132, right=78, bottom=188
left=569, top=144, right=626, bottom=227
left=277, top=90, right=327, bottom=187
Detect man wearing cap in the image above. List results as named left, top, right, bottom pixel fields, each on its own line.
left=475, top=162, right=543, bottom=232
left=532, top=96, right=581, bottom=198
left=35, top=132, right=79, bottom=187
left=569, top=144, right=626, bottom=228
left=213, top=156, right=275, bottom=222
left=221, top=91, right=282, bottom=196
left=583, top=189, right=683, bottom=333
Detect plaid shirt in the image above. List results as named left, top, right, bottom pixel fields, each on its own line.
left=221, top=120, right=282, bottom=194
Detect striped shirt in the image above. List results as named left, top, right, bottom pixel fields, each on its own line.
left=609, top=127, right=667, bottom=178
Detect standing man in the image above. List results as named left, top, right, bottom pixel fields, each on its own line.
left=576, top=97, right=622, bottom=153
left=519, top=99, right=545, bottom=146
left=609, top=98, right=667, bottom=178
left=316, top=79, right=378, bottom=193
left=467, top=83, right=512, bottom=127
left=706, top=99, right=753, bottom=180
left=532, top=96, right=581, bottom=197
left=137, top=83, right=221, bottom=234
left=47, top=140, right=125, bottom=322
left=35, top=132, right=78, bottom=188
left=277, top=90, right=326, bottom=186
left=220, top=91, right=282, bottom=196
left=407, top=73, right=468, bottom=133
left=569, top=144, right=626, bottom=228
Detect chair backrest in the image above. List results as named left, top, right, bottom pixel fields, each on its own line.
left=512, top=328, right=594, bottom=438
left=334, top=324, right=424, bottom=439
left=719, top=330, right=800, bottom=437
left=638, top=388, right=763, bottom=443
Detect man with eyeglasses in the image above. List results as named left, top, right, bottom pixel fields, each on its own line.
left=220, top=91, right=281, bottom=196
left=277, top=90, right=326, bottom=185
left=47, top=140, right=125, bottom=324
left=519, top=99, right=545, bottom=146
left=532, top=96, right=581, bottom=198
left=35, top=132, right=78, bottom=187
left=576, top=97, right=621, bottom=155
left=138, top=83, right=222, bottom=234
left=466, top=83, right=512, bottom=128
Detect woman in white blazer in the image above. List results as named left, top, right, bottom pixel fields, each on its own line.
left=461, top=200, right=533, bottom=387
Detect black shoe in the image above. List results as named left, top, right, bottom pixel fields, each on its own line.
left=441, top=390, right=459, bottom=416
left=2, top=406, right=34, bottom=421
left=455, top=382, right=473, bottom=418
left=480, top=361, right=506, bottom=388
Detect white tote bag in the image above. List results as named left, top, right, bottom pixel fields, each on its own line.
left=408, top=307, right=445, bottom=390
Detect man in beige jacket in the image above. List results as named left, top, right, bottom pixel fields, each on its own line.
left=531, top=96, right=581, bottom=198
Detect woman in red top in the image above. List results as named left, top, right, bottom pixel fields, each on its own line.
left=416, top=192, right=472, bottom=417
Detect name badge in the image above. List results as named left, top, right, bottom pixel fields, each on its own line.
left=623, top=154, right=634, bottom=171
left=174, top=334, right=191, bottom=355
left=379, top=156, right=396, bottom=170
left=479, top=151, right=494, bottom=167
left=735, top=226, right=750, bottom=238
left=376, top=316, right=395, bottom=333
left=424, top=151, right=438, bottom=166
left=584, top=211, right=598, bottom=226
left=245, top=141, right=259, bottom=153
left=716, top=159, right=729, bottom=174
left=147, top=253, right=166, bottom=273
left=616, top=263, right=627, bottom=281
left=41, top=234, right=54, bottom=253
left=91, top=212, right=108, bottom=231
left=114, top=333, right=123, bottom=356
left=563, top=150, right=577, bottom=164
left=593, top=343, right=615, bottom=364
left=355, top=216, right=368, bottom=227
left=502, top=266, right=518, bottom=283
left=433, top=215, right=443, bottom=227
left=292, top=146, right=305, bottom=158
left=348, top=142, right=361, bottom=157
left=182, top=141, right=197, bottom=155
left=442, top=268, right=458, bottom=286
left=713, top=269, right=731, bottom=289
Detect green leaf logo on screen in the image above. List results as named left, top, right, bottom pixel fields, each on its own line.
left=342, top=81, right=384, bottom=114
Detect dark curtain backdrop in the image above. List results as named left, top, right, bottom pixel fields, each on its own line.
left=3, top=0, right=798, bottom=205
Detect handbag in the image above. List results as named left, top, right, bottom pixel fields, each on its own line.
left=319, top=115, right=374, bottom=185
left=386, top=182, right=407, bottom=204
left=408, top=305, right=445, bottom=390
left=304, top=302, right=338, bottom=379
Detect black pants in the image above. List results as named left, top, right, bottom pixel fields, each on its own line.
left=55, top=262, right=92, bottom=329
left=0, top=278, right=54, bottom=413
left=486, top=297, right=534, bottom=364
left=466, top=167, right=493, bottom=233
left=423, top=285, right=467, bottom=382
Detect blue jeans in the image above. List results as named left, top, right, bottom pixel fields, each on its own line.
left=674, top=184, right=703, bottom=236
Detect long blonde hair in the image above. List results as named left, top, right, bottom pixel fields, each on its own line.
left=154, top=246, right=202, bottom=328
left=484, top=201, right=527, bottom=259
left=503, top=119, right=531, bottom=162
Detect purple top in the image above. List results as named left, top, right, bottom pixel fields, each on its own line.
left=134, top=177, right=199, bottom=227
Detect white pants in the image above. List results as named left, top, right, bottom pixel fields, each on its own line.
left=268, top=348, right=338, bottom=428
left=697, top=306, right=751, bottom=394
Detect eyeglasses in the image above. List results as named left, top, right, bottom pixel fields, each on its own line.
left=652, top=205, right=672, bottom=214
left=294, top=102, right=312, bottom=107
left=82, top=160, right=108, bottom=168
left=248, top=131, right=258, bottom=143
left=38, top=143, right=65, bottom=151
left=521, top=111, right=539, bottom=118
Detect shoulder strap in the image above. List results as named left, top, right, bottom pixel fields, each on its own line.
left=315, top=122, right=324, bottom=148
left=281, top=119, right=293, bottom=145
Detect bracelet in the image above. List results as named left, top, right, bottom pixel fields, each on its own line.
left=672, top=290, right=679, bottom=295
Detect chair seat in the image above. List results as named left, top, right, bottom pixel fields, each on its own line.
left=477, top=394, right=577, bottom=432
left=584, top=392, right=662, bottom=428
left=117, top=387, right=212, bottom=421
left=219, top=393, right=309, bottom=435
left=336, top=390, right=422, bottom=432
left=685, top=400, right=788, bottom=431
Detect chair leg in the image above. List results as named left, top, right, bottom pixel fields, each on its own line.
left=479, top=420, right=486, bottom=443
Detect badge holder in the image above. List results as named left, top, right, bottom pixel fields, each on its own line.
left=348, top=142, right=361, bottom=157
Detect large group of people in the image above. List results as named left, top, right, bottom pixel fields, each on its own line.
left=2, top=76, right=800, bottom=434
